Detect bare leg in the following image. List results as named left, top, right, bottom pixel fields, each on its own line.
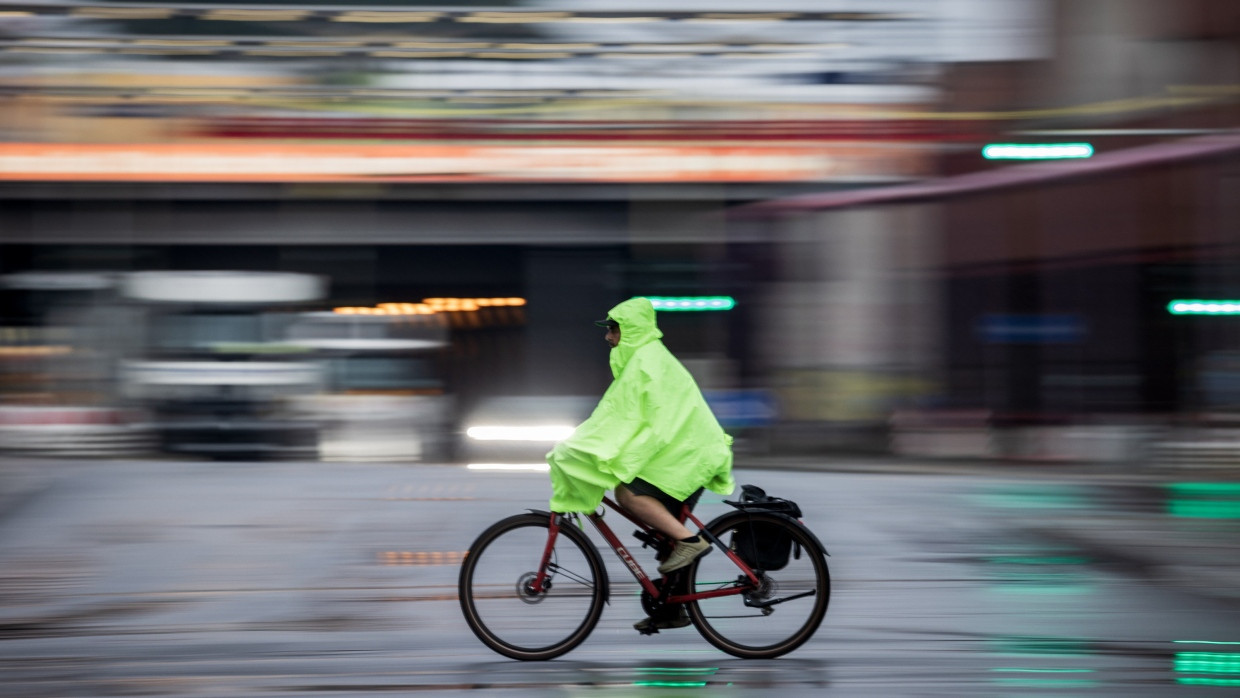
left=616, top=485, right=694, bottom=540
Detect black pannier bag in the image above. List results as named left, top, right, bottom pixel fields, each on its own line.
left=726, top=484, right=802, bottom=571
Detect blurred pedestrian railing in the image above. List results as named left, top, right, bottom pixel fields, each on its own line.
left=889, top=409, right=1158, bottom=465
left=1153, top=413, right=1240, bottom=469
left=0, top=406, right=153, bottom=458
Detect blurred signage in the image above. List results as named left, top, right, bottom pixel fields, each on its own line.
left=977, top=314, right=1085, bottom=343
left=939, top=0, right=1052, bottom=62
left=121, top=271, right=323, bottom=303
left=704, top=389, right=778, bottom=428
left=120, top=360, right=323, bottom=396
left=0, top=143, right=930, bottom=183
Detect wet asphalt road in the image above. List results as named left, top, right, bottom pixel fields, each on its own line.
left=0, top=459, right=1238, bottom=696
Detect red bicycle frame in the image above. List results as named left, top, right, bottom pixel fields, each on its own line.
left=532, top=496, right=761, bottom=605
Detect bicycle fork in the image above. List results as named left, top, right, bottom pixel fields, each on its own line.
left=528, top=513, right=567, bottom=597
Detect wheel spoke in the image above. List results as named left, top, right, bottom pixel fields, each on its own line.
left=686, top=513, right=829, bottom=659
left=547, top=562, right=597, bottom=589
left=459, top=514, right=606, bottom=660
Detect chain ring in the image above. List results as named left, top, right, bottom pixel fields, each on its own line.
left=640, top=588, right=668, bottom=617
left=642, top=574, right=691, bottom=622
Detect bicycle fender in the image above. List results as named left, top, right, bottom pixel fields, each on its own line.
left=705, top=509, right=830, bottom=557
left=524, top=509, right=579, bottom=532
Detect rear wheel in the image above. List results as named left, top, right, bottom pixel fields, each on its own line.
left=685, top=512, right=829, bottom=658
left=458, top=513, right=607, bottom=660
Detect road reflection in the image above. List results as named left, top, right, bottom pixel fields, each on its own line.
left=458, top=658, right=830, bottom=691
left=1167, top=483, right=1240, bottom=519
left=1174, top=642, right=1240, bottom=688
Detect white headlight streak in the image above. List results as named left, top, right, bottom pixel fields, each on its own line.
left=466, top=463, right=551, bottom=472
left=466, top=425, right=576, bottom=441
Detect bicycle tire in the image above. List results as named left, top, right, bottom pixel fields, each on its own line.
left=458, top=512, right=608, bottom=660
left=685, top=511, right=830, bottom=659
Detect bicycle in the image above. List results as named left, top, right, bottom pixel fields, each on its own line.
left=458, top=486, right=830, bottom=660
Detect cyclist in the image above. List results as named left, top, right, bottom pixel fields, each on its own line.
left=546, top=297, right=735, bottom=631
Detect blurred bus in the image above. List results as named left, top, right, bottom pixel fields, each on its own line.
left=284, top=311, right=452, bottom=462
left=118, top=271, right=325, bottom=461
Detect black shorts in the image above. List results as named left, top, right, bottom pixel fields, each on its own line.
left=623, top=478, right=704, bottom=517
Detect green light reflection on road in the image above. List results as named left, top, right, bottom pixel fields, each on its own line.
left=635, top=668, right=718, bottom=675
left=993, top=678, right=1096, bottom=687
left=1175, top=652, right=1240, bottom=673
left=633, top=667, right=718, bottom=689
left=1167, top=483, right=1240, bottom=519
left=990, top=668, right=1094, bottom=673
left=990, top=666, right=1096, bottom=689
left=988, top=555, right=1090, bottom=566
left=985, top=547, right=1093, bottom=595
left=1174, top=650, right=1240, bottom=688
left=1169, top=484, right=1240, bottom=496
left=970, top=485, right=1090, bottom=510
left=1178, top=677, right=1240, bottom=686
left=1175, top=640, right=1240, bottom=645
left=989, top=636, right=1094, bottom=656
left=988, top=638, right=1099, bottom=689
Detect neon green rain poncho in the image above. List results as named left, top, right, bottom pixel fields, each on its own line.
left=547, top=297, right=735, bottom=513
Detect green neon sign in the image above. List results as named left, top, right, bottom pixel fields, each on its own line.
left=1168, top=300, right=1240, bottom=315
left=641, top=296, right=736, bottom=311
left=982, top=143, right=1094, bottom=160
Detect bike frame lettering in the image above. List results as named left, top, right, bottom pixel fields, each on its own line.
left=579, top=497, right=759, bottom=602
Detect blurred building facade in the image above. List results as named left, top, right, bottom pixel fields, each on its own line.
left=742, top=0, right=1240, bottom=462
left=1, top=1, right=1238, bottom=464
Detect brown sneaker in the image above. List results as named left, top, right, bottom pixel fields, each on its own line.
left=657, top=537, right=712, bottom=575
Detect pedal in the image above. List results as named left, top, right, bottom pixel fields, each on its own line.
left=633, top=529, right=658, bottom=548
left=633, top=618, right=661, bottom=635
left=634, top=530, right=672, bottom=561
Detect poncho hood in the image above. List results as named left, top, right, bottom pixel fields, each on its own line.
left=604, top=297, right=662, bottom=378
left=545, top=296, right=734, bottom=513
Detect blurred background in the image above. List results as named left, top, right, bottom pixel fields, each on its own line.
left=1, top=0, right=1238, bottom=469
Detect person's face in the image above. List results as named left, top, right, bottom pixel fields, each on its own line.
left=605, top=324, right=621, bottom=348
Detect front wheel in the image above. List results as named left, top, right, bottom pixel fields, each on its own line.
left=458, top=513, right=607, bottom=660
left=686, top=512, right=830, bottom=659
